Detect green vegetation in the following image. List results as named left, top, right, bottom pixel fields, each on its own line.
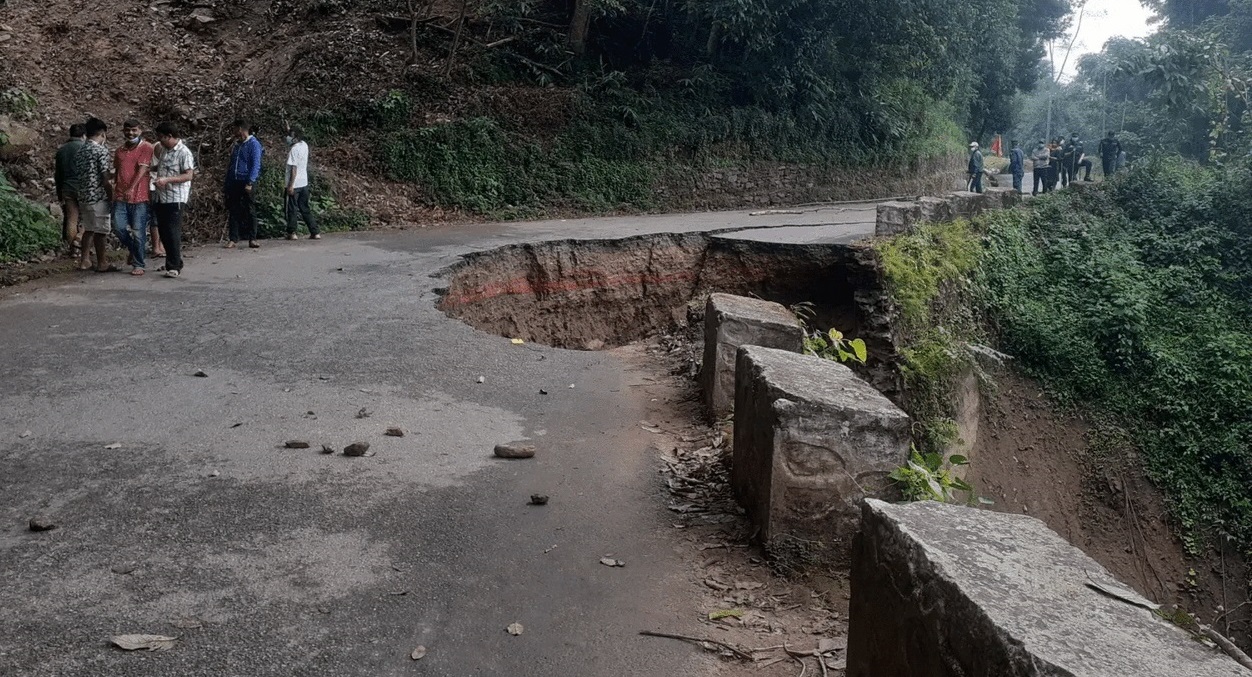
left=889, top=450, right=973, bottom=503
left=874, top=219, right=984, bottom=452
left=381, top=117, right=655, bottom=216
left=979, top=157, right=1252, bottom=553
left=253, top=166, right=370, bottom=239
left=877, top=155, right=1252, bottom=553
left=0, top=171, right=59, bottom=263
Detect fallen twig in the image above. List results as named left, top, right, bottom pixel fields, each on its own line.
left=639, top=630, right=753, bottom=661
left=1200, top=625, right=1252, bottom=671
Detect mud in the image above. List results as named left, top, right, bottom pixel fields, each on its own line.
left=437, top=232, right=885, bottom=354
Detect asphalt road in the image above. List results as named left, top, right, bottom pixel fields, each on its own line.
left=0, top=204, right=879, bottom=676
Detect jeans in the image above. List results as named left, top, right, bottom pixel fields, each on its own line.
left=225, top=180, right=258, bottom=242
left=286, top=187, right=319, bottom=235
left=154, top=202, right=185, bottom=272
left=1102, top=157, right=1115, bottom=178
left=1012, top=172, right=1024, bottom=193
left=112, top=201, right=148, bottom=269
left=1033, top=170, right=1047, bottom=195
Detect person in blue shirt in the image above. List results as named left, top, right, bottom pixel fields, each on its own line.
left=1009, top=139, right=1025, bottom=193
left=224, top=118, right=262, bottom=249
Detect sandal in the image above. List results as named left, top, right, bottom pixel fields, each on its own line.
left=224, top=241, right=237, bottom=249
left=248, top=240, right=261, bottom=249
left=130, top=268, right=145, bottom=276
left=95, top=264, right=122, bottom=273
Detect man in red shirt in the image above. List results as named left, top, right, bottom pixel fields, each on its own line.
left=113, top=119, right=155, bottom=276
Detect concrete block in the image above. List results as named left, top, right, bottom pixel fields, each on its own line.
left=731, top=346, right=911, bottom=546
left=700, top=294, right=803, bottom=419
left=917, top=196, right=953, bottom=223
left=947, top=190, right=992, bottom=218
left=983, top=186, right=1016, bottom=209
left=874, top=201, right=922, bottom=237
left=848, top=499, right=1247, bottom=677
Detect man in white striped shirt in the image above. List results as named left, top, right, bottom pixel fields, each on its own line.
left=152, top=121, right=196, bottom=278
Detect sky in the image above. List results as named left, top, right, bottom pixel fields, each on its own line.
left=1057, top=0, right=1157, bottom=79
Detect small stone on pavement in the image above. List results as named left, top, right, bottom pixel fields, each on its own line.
left=284, top=440, right=311, bottom=449
left=343, top=441, right=371, bottom=457
left=385, top=427, right=404, bottom=437
left=29, top=516, right=57, bottom=532
left=494, top=442, right=536, bottom=459
left=529, top=494, right=549, bottom=505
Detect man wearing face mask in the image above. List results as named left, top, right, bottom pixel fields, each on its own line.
left=224, top=118, right=262, bottom=249
left=283, top=126, right=320, bottom=240
left=113, top=119, right=156, bottom=275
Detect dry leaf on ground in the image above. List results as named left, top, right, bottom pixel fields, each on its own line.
left=111, top=634, right=177, bottom=651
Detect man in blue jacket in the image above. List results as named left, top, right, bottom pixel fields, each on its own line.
left=224, top=118, right=262, bottom=249
left=1008, top=139, right=1025, bottom=193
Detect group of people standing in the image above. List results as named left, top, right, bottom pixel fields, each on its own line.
left=1000, top=131, right=1125, bottom=195
left=53, top=117, right=321, bottom=278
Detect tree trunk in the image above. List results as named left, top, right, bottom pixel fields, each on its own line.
left=569, top=0, right=592, bottom=57
left=444, top=0, right=469, bottom=79
left=705, top=22, right=721, bottom=57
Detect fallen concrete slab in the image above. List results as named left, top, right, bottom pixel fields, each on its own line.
left=701, top=294, right=804, bottom=418
left=731, top=346, right=911, bottom=549
left=848, top=499, right=1248, bottom=677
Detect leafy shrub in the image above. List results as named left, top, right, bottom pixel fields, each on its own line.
left=889, top=450, right=973, bottom=503
left=0, top=171, right=60, bottom=262
left=381, top=117, right=656, bottom=215
left=978, top=157, right=1252, bottom=552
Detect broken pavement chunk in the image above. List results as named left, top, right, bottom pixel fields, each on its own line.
left=385, top=427, right=404, bottom=437
left=494, top=442, right=535, bottom=459
left=284, top=440, right=311, bottom=449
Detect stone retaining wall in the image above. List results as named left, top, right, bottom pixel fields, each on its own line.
left=875, top=186, right=1022, bottom=237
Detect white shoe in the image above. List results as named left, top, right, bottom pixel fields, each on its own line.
left=164, top=269, right=180, bottom=278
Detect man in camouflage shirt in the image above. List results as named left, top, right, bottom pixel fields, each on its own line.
left=74, top=117, right=116, bottom=272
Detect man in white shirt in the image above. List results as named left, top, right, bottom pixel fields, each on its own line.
left=284, top=126, right=320, bottom=240
left=152, top=121, right=196, bottom=278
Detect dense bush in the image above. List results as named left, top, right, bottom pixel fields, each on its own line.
left=254, top=165, right=370, bottom=239
left=0, top=170, right=60, bottom=262
left=381, top=117, right=655, bottom=215
left=978, top=157, right=1252, bottom=552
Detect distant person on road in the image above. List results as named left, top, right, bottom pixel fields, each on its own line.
left=224, top=118, right=262, bottom=249
left=1032, top=140, right=1050, bottom=195
left=112, top=119, right=155, bottom=276
left=1070, top=134, right=1093, bottom=182
left=1098, top=131, right=1122, bottom=179
left=73, top=117, right=115, bottom=273
left=152, top=121, right=196, bottom=278
left=1009, top=139, right=1025, bottom=193
left=1048, top=138, right=1063, bottom=191
left=1060, top=135, right=1076, bottom=187
left=967, top=141, right=984, bottom=194
left=283, top=126, right=320, bottom=240
left=54, top=123, right=86, bottom=255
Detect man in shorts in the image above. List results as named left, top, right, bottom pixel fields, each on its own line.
left=152, top=121, right=196, bottom=278
left=54, top=124, right=86, bottom=255
left=113, top=118, right=155, bottom=275
left=74, top=117, right=115, bottom=272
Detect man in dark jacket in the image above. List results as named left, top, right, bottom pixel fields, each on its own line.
left=1009, top=139, right=1025, bottom=193
left=1098, top=131, right=1122, bottom=179
left=967, top=142, right=984, bottom=193
left=224, top=118, right=262, bottom=249
left=54, top=124, right=86, bottom=253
